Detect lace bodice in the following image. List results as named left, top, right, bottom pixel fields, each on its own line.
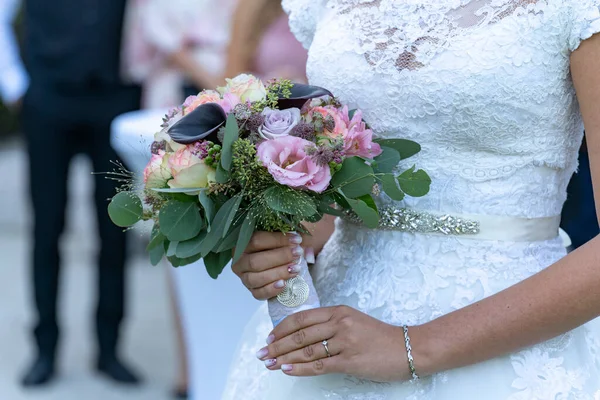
left=284, top=0, right=600, bottom=218
left=222, top=3, right=600, bottom=400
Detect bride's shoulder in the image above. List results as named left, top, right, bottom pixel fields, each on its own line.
left=282, top=0, right=329, bottom=50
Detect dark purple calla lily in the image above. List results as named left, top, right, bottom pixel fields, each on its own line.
left=277, top=83, right=333, bottom=110
left=168, top=103, right=227, bottom=144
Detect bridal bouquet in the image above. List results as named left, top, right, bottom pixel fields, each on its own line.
left=108, top=74, right=430, bottom=325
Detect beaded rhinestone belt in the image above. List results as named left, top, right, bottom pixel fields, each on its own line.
left=343, top=207, right=561, bottom=242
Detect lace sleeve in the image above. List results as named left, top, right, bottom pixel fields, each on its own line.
left=568, top=0, right=600, bottom=52
left=281, top=0, right=326, bottom=50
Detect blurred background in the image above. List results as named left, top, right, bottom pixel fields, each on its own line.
left=0, top=0, right=307, bottom=399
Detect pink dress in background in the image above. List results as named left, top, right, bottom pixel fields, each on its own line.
left=254, top=15, right=308, bottom=83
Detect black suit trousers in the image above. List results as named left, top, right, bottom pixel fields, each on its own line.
left=21, top=81, right=141, bottom=357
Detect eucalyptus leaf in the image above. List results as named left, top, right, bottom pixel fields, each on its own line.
left=176, top=231, right=207, bottom=258
left=199, top=195, right=240, bottom=256
left=146, top=227, right=166, bottom=252
left=332, top=191, right=351, bottom=210
left=331, top=157, right=375, bottom=199
left=264, top=186, right=318, bottom=217
left=380, top=174, right=406, bottom=201
left=216, top=224, right=242, bottom=253
left=159, top=201, right=204, bottom=242
left=347, top=197, right=380, bottom=229
left=149, top=242, right=165, bottom=266
left=107, top=191, right=143, bottom=228
left=233, top=214, right=256, bottom=263
left=220, top=114, right=239, bottom=171
left=166, top=241, right=179, bottom=257
left=204, top=251, right=232, bottom=279
left=374, top=139, right=421, bottom=160
left=373, top=147, right=401, bottom=174
left=318, top=202, right=345, bottom=217
left=167, top=102, right=226, bottom=144
left=168, top=252, right=203, bottom=268
left=216, top=164, right=230, bottom=183
left=222, top=195, right=243, bottom=238
left=397, top=166, right=432, bottom=198
left=199, top=190, right=215, bottom=231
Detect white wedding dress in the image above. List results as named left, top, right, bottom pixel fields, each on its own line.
left=222, top=1, right=600, bottom=399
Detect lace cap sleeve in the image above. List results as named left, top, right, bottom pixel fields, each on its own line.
left=282, top=0, right=326, bottom=50
left=568, top=0, right=600, bottom=52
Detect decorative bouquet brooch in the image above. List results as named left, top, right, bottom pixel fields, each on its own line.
left=108, top=74, right=430, bottom=325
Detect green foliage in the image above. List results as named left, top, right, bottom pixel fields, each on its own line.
left=346, top=195, right=379, bottom=229
left=204, top=251, right=232, bottom=279
left=330, top=157, right=375, bottom=198
left=263, top=186, right=318, bottom=218
left=373, top=147, right=401, bottom=173
left=379, top=174, right=405, bottom=201
left=158, top=201, right=204, bottom=242
left=233, top=214, right=256, bottom=263
left=374, top=139, right=421, bottom=160
left=220, top=114, right=239, bottom=171
left=397, top=166, right=432, bottom=197
left=107, top=191, right=143, bottom=227
left=176, top=232, right=207, bottom=258
left=230, top=139, right=274, bottom=196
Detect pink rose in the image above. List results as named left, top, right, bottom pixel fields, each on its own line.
left=308, top=105, right=347, bottom=138
left=143, top=150, right=172, bottom=188
left=218, top=92, right=241, bottom=114
left=183, top=90, right=222, bottom=115
left=218, top=74, right=267, bottom=103
left=167, top=145, right=215, bottom=189
left=257, top=136, right=331, bottom=193
left=343, top=109, right=382, bottom=158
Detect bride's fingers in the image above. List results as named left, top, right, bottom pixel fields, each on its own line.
left=245, top=231, right=302, bottom=254
left=242, top=261, right=301, bottom=289
left=258, top=322, right=336, bottom=360
left=264, top=338, right=341, bottom=370
left=279, top=357, right=341, bottom=377
left=233, top=245, right=303, bottom=277
left=268, top=307, right=338, bottom=342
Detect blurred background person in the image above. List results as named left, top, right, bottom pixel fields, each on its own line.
left=5, top=0, right=143, bottom=387
left=224, top=0, right=307, bottom=83
left=561, top=138, right=599, bottom=250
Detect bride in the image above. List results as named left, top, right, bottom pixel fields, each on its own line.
left=222, top=0, right=600, bottom=398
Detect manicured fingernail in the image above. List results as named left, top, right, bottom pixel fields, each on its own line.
left=292, top=246, right=304, bottom=257
left=256, top=347, right=268, bottom=359
left=266, top=334, right=275, bottom=344
left=289, top=234, right=303, bottom=244
left=305, top=247, right=316, bottom=264
left=288, top=263, right=301, bottom=274
left=281, top=364, right=293, bottom=372
left=274, top=280, right=286, bottom=289
left=264, top=359, right=277, bottom=367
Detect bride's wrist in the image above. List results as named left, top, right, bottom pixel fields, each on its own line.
left=403, top=323, right=443, bottom=379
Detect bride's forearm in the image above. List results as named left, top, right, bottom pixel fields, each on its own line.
left=412, top=235, right=600, bottom=377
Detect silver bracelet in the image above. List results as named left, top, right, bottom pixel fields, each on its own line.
left=402, top=325, right=420, bottom=381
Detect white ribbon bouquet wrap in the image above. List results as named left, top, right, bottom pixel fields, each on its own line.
left=268, top=247, right=320, bottom=326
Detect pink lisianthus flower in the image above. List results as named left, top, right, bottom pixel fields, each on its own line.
left=143, top=150, right=172, bottom=188
left=308, top=105, right=348, bottom=138
left=343, top=109, right=382, bottom=158
left=257, top=136, right=331, bottom=193
left=167, top=145, right=216, bottom=189
left=183, top=90, right=222, bottom=115
left=218, top=92, right=242, bottom=114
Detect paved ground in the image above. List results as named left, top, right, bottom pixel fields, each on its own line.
left=0, top=138, right=176, bottom=400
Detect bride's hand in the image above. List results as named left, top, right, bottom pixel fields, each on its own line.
left=255, top=306, right=414, bottom=382
left=232, top=232, right=305, bottom=300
